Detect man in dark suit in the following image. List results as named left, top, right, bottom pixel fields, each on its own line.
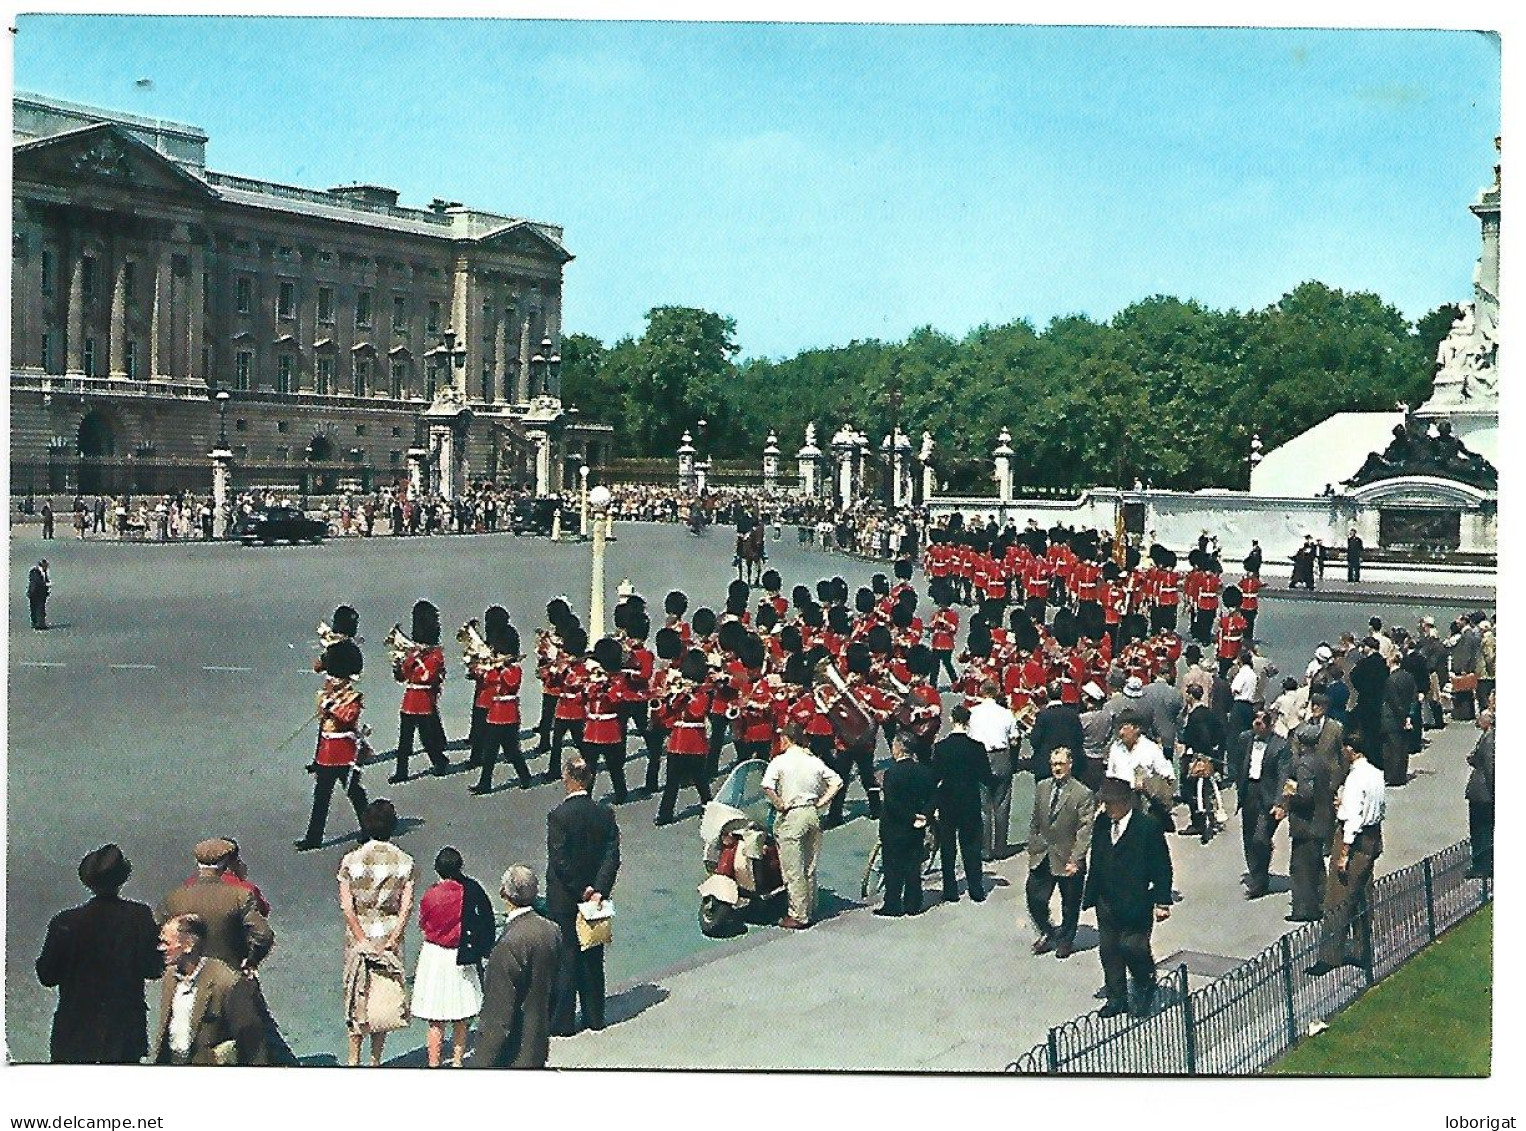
left=35, top=844, right=162, bottom=1064
left=473, top=864, right=563, bottom=1068
left=1347, top=637, right=1388, bottom=753
left=27, top=558, right=50, bottom=629
left=546, top=755, right=620, bottom=1035
left=1029, top=686, right=1084, bottom=781
left=1233, top=708, right=1292, bottom=899
left=1026, top=748, right=1095, bottom=958
left=1465, top=709, right=1494, bottom=878
left=875, top=734, right=937, bottom=917
left=932, top=704, right=994, bottom=903
left=1278, top=715, right=1340, bottom=921
left=1083, top=778, right=1174, bottom=1018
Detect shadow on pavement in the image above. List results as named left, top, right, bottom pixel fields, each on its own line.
left=605, top=982, right=670, bottom=1025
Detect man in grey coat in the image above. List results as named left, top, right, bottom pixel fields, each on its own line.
left=1276, top=712, right=1340, bottom=921
left=1136, top=669, right=1183, bottom=759
left=1232, top=709, right=1292, bottom=899
left=1026, top=748, right=1095, bottom=959
left=473, top=864, right=563, bottom=1068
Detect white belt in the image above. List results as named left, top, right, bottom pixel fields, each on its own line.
left=406, top=683, right=436, bottom=691
left=587, top=712, right=618, bottom=721
left=321, top=731, right=356, bottom=740
left=491, top=695, right=519, bottom=703
left=673, top=720, right=706, bottom=728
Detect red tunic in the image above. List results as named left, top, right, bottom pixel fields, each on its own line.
left=316, top=682, right=363, bottom=767
left=667, top=686, right=713, bottom=755
left=931, top=608, right=959, bottom=652
left=622, top=644, right=655, bottom=701
left=1157, top=568, right=1181, bottom=607
left=553, top=658, right=589, bottom=721
left=1239, top=574, right=1262, bottom=612
left=736, top=677, right=779, bottom=745
left=396, top=646, right=445, bottom=716
left=1195, top=572, right=1222, bottom=611
left=481, top=662, right=523, bottom=726
left=1216, top=610, right=1248, bottom=661
left=581, top=674, right=625, bottom=745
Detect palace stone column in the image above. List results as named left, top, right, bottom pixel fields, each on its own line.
left=763, top=432, right=781, bottom=492
left=797, top=423, right=824, bottom=499
left=677, top=431, right=697, bottom=491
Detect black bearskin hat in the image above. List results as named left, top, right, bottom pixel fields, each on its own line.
left=692, top=607, right=718, bottom=638
left=756, top=602, right=779, bottom=631
left=979, top=598, right=1006, bottom=625
left=1102, top=559, right=1121, bottom=582
left=846, top=642, right=873, bottom=676
left=1188, top=548, right=1207, bottom=571
left=966, top=619, right=992, bottom=658
left=784, top=653, right=812, bottom=687
left=1121, top=613, right=1149, bottom=646
left=1077, top=602, right=1105, bottom=643
left=411, top=600, right=441, bottom=646
left=485, top=616, right=515, bottom=655
left=871, top=573, right=890, bottom=596
left=593, top=636, right=625, bottom=674
left=332, top=604, right=359, bottom=639
left=738, top=633, right=766, bottom=672
left=1207, top=558, right=1223, bottom=576
left=679, top=649, right=710, bottom=684
left=761, top=569, right=782, bottom=593
left=805, top=643, right=832, bottom=673
left=654, top=627, right=684, bottom=661
left=547, top=596, right=573, bottom=625
left=725, top=591, right=749, bottom=618
left=1013, top=617, right=1041, bottom=653
left=560, top=624, right=588, bottom=656
left=907, top=644, right=937, bottom=678
left=855, top=587, right=876, bottom=615
left=626, top=611, right=651, bottom=642
left=323, top=639, right=363, bottom=680
left=717, top=619, right=748, bottom=654
left=827, top=605, right=851, bottom=635
left=894, top=558, right=914, bottom=581
left=831, top=577, right=849, bottom=604
left=1052, top=606, right=1080, bottom=649
left=815, top=579, right=834, bottom=604
left=665, top=590, right=689, bottom=618
left=1222, top=585, right=1243, bottom=609
left=866, top=624, right=893, bottom=655
left=932, top=578, right=955, bottom=608
left=1149, top=542, right=1169, bottom=567
left=791, top=584, right=812, bottom=610
left=1160, top=547, right=1178, bottom=568
left=891, top=601, right=914, bottom=630
left=728, top=578, right=751, bottom=606
left=1125, top=546, right=1141, bottom=572
left=612, top=598, right=634, bottom=634
left=484, top=605, right=510, bottom=635
left=801, top=603, right=825, bottom=629
left=780, top=624, right=804, bottom=655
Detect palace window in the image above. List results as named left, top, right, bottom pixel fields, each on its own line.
left=426, top=300, right=441, bottom=335
left=234, top=351, right=252, bottom=391
left=316, top=355, right=334, bottom=395
left=317, top=286, right=335, bottom=324
left=83, top=337, right=97, bottom=377
left=353, top=358, right=370, bottom=397
left=356, top=290, right=373, bottom=328
left=390, top=360, right=407, bottom=399
left=125, top=340, right=139, bottom=380
left=278, top=281, right=296, bottom=320
left=277, top=354, right=296, bottom=393
left=393, top=295, right=408, bottom=332
left=235, top=276, right=253, bottom=314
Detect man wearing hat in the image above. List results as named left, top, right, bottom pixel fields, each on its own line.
left=1083, top=777, right=1174, bottom=1018
left=36, top=845, right=162, bottom=1063
left=156, top=839, right=275, bottom=976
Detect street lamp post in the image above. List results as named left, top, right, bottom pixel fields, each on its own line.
left=215, top=389, right=231, bottom=448
left=588, top=485, right=612, bottom=638
left=579, top=463, right=590, bottom=537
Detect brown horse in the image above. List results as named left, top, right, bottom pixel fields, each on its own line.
left=735, top=522, right=766, bottom=586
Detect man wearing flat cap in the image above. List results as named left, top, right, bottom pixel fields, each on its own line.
left=36, top=844, right=163, bottom=1063
left=157, top=839, right=274, bottom=974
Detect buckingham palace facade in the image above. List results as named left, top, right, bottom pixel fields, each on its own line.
left=10, top=92, right=611, bottom=500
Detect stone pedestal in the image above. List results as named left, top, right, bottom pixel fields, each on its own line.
left=210, top=448, right=233, bottom=537
left=526, top=430, right=552, bottom=497
left=831, top=424, right=862, bottom=508
left=797, top=424, right=824, bottom=499
left=406, top=447, right=429, bottom=500
left=763, top=432, right=781, bottom=493
left=993, top=427, right=1015, bottom=503
left=677, top=431, right=696, bottom=492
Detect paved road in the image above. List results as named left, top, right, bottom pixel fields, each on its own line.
left=4, top=524, right=1491, bottom=1066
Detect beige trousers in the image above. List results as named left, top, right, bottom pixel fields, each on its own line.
left=776, top=805, right=822, bottom=923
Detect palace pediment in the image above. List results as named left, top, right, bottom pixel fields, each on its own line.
left=470, top=220, right=574, bottom=264
left=14, top=122, right=217, bottom=200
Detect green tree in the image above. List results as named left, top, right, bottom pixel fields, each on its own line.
left=600, top=307, right=741, bottom=457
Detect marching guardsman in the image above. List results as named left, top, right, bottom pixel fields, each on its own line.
left=1237, top=568, right=1262, bottom=640
left=644, top=627, right=684, bottom=793
left=582, top=637, right=632, bottom=803
left=788, top=584, right=813, bottom=623
left=617, top=606, right=655, bottom=755
left=755, top=602, right=785, bottom=669
left=799, top=601, right=826, bottom=653
left=1152, top=547, right=1181, bottom=634
left=314, top=604, right=361, bottom=672
left=732, top=634, right=776, bottom=763
left=898, top=644, right=944, bottom=764
left=1215, top=586, right=1248, bottom=678
left=392, top=600, right=448, bottom=782
left=866, top=624, right=906, bottom=746
left=955, top=616, right=1000, bottom=708
left=823, top=604, right=852, bottom=661
left=929, top=579, right=961, bottom=688
left=890, top=594, right=924, bottom=652
left=723, top=579, right=752, bottom=626
left=471, top=622, right=533, bottom=794
left=544, top=623, right=590, bottom=780
left=759, top=569, right=789, bottom=621
left=1022, top=550, right=1052, bottom=626
left=822, top=643, right=896, bottom=826
left=663, top=589, right=692, bottom=647
left=467, top=605, right=511, bottom=769
left=890, top=558, right=917, bottom=605
left=534, top=597, right=575, bottom=759
left=1100, top=560, right=1125, bottom=650
left=702, top=612, right=741, bottom=777
left=654, top=649, right=715, bottom=826
left=297, top=637, right=369, bottom=850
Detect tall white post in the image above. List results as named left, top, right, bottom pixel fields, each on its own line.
left=797, top=423, right=824, bottom=499
left=588, top=486, right=611, bottom=638
left=211, top=447, right=233, bottom=537
left=994, top=427, right=1015, bottom=503
left=677, top=431, right=696, bottom=492
left=406, top=447, right=428, bottom=500
left=763, top=431, right=781, bottom=493
left=579, top=464, right=590, bottom=536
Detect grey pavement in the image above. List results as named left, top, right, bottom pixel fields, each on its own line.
left=4, top=522, right=1486, bottom=1068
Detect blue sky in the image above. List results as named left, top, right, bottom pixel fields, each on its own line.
left=14, top=16, right=1500, bottom=359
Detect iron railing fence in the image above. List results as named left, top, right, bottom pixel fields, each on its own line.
left=1009, top=840, right=1491, bottom=1075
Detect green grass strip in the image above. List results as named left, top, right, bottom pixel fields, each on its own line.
left=1268, top=905, right=1492, bottom=1077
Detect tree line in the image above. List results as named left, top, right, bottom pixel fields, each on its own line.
left=560, top=282, right=1457, bottom=493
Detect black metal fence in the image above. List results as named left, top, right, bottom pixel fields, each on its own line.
left=1009, top=839, right=1491, bottom=1075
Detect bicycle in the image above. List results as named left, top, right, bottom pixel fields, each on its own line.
left=861, top=816, right=941, bottom=900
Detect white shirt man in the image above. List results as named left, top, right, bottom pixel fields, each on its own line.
left=1335, top=756, right=1386, bottom=847
left=1105, top=717, right=1173, bottom=784
left=762, top=731, right=843, bottom=929
left=1271, top=681, right=1309, bottom=738
left=1231, top=660, right=1259, bottom=704
left=968, top=694, right=1023, bottom=756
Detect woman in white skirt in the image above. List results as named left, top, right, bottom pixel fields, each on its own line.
left=414, top=847, right=484, bottom=1066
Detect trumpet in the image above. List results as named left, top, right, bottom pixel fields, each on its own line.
left=317, top=620, right=345, bottom=648
left=384, top=623, right=418, bottom=667
left=458, top=619, right=494, bottom=666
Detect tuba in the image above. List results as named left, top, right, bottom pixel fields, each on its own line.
left=384, top=623, right=417, bottom=667
left=457, top=619, right=494, bottom=666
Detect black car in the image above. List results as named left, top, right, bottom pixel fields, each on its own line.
left=510, top=496, right=566, bottom=536
left=235, top=506, right=328, bottom=546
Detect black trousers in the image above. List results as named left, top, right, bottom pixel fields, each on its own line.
left=582, top=740, right=629, bottom=803
left=1288, top=837, right=1326, bottom=920
left=549, top=717, right=583, bottom=778
left=1469, top=801, right=1493, bottom=875
left=395, top=711, right=447, bottom=778
left=705, top=716, right=730, bottom=779
left=1240, top=802, right=1278, bottom=892
left=939, top=809, right=984, bottom=900
left=29, top=595, right=46, bottom=629
left=466, top=704, right=488, bottom=764
left=1190, top=607, right=1213, bottom=644
left=657, top=755, right=712, bottom=822
left=1347, top=559, right=1361, bottom=582
left=1096, top=904, right=1157, bottom=1007
left=643, top=725, right=668, bottom=792
left=880, top=836, right=925, bottom=914
left=935, top=649, right=959, bottom=686
left=1243, top=609, right=1258, bottom=639
left=735, top=740, right=770, bottom=766
left=303, top=764, right=368, bottom=846
left=535, top=693, right=558, bottom=752
left=474, top=723, right=531, bottom=791
left=1026, top=858, right=1085, bottom=943
left=829, top=742, right=880, bottom=823
left=550, top=914, right=605, bottom=1034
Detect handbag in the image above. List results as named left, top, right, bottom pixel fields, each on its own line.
left=364, top=965, right=410, bottom=1033
left=1451, top=673, right=1478, bottom=693
left=576, top=900, right=615, bottom=951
